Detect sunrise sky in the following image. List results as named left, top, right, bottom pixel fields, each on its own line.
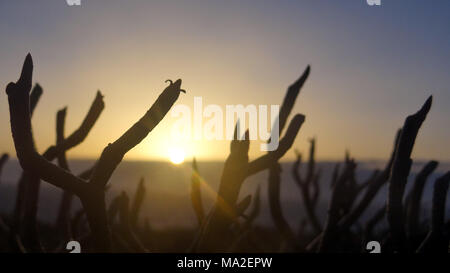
left=0, top=0, right=449, bottom=162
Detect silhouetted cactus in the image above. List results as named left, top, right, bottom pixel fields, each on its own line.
left=117, top=192, right=148, bottom=252
left=416, top=172, right=450, bottom=253
left=266, top=66, right=310, bottom=251
left=130, top=177, right=146, bottom=229
left=5, top=54, right=184, bottom=252
left=20, top=90, right=103, bottom=252
left=54, top=107, right=96, bottom=243
left=292, top=139, right=322, bottom=235
left=0, top=50, right=447, bottom=254
left=235, top=194, right=252, bottom=217
left=318, top=157, right=356, bottom=252
left=269, top=163, right=300, bottom=250
left=195, top=111, right=305, bottom=251
left=404, top=160, right=438, bottom=248
left=0, top=154, right=10, bottom=235
left=363, top=205, right=386, bottom=245
left=305, top=128, right=401, bottom=252
left=337, top=129, right=401, bottom=230
left=193, top=67, right=310, bottom=252
left=228, top=185, right=261, bottom=252
left=0, top=154, right=9, bottom=184
left=190, top=158, right=205, bottom=226
left=9, top=83, right=43, bottom=253
left=386, top=96, right=432, bottom=252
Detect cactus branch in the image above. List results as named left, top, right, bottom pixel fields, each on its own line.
left=191, top=158, right=205, bottom=226
left=405, top=160, right=438, bottom=239
left=269, top=163, right=300, bottom=250
left=6, top=54, right=182, bottom=252
left=416, top=172, right=450, bottom=253
left=130, top=177, right=146, bottom=228
left=89, top=79, right=184, bottom=189
left=278, top=66, right=310, bottom=135
left=247, top=114, right=305, bottom=176
left=292, top=140, right=323, bottom=234
left=387, top=96, right=432, bottom=252
left=318, top=159, right=356, bottom=252
left=0, top=154, right=9, bottom=184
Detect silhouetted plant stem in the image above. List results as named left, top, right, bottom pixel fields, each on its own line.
left=11, top=84, right=42, bottom=236
left=330, top=163, right=340, bottom=189
left=191, top=158, right=205, bottom=226
left=246, top=185, right=261, bottom=225
left=89, top=79, right=184, bottom=190
left=117, top=192, right=148, bottom=252
left=416, top=172, right=450, bottom=253
left=269, top=163, right=300, bottom=250
left=6, top=54, right=183, bottom=252
left=107, top=194, right=122, bottom=225
left=107, top=192, right=146, bottom=252
left=318, top=159, right=356, bottom=252
left=246, top=115, right=306, bottom=176
left=7, top=84, right=43, bottom=253
left=228, top=185, right=261, bottom=252
left=261, top=67, right=310, bottom=251
left=54, top=108, right=96, bottom=241
left=20, top=89, right=104, bottom=252
left=54, top=108, right=72, bottom=241
left=235, top=195, right=252, bottom=217
left=56, top=169, right=93, bottom=241
left=292, top=139, right=323, bottom=235
left=0, top=154, right=9, bottom=184
left=0, top=153, right=10, bottom=241
left=247, top=65, right=310, bottom=176
left=130, top=177, right=146, bottom=229
left=196, top=67, right=310, bottom=252
left=338, top=129, right=401, bottom=230
left=387, top=96, right=432, bottom=253
left=405, top=160, right=438, bottom=240
left=277, top=66, right=310, bottom=132
left=196, top=112, right=305, bottom=252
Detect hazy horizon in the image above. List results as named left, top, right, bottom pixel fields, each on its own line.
left=1, top=159, right=447, bottom=229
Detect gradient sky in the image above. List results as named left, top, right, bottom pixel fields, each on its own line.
left=0, top=0, right=449, bottom=162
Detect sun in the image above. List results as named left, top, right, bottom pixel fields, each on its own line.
left=169, top=147, right=186, bottom=165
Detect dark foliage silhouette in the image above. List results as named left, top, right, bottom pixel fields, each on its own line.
left=192, top=65, right=308, bottom=252
left=0, top=55, right=448, bottom=254
left=4, top=54, right=184, bottom=252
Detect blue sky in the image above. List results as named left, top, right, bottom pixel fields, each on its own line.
left=0, top=0, right=449, bottom=161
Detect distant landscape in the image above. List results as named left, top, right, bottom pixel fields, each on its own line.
left=1, top=159, right=447, bottom=230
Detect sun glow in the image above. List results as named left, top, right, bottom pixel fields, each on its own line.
left=169, top=147, right=186, bottom=164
